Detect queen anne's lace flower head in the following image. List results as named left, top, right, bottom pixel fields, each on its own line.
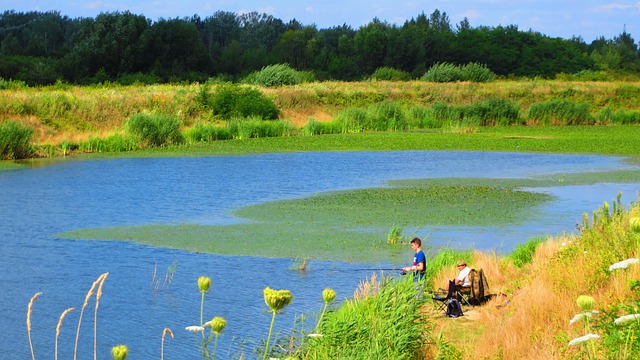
left=609, top=258, right=639, bottom=271
left=568, top=333, right=600, bottom=346
left=614, top=314, right=640, bottom=326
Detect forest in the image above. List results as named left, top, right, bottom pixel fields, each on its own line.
left=1, top=9, right=639, bottom=86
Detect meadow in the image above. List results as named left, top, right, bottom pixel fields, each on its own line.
left=5, top=79, right=640, bottom=359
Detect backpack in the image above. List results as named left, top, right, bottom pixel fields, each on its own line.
left=446, top=298, right=464, bottom=318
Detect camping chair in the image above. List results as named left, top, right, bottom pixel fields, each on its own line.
left=432, top=280, right=466, bottom=313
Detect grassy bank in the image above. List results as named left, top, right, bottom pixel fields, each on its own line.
left=1, top=79, right=639, bottom=160
left=424, top=196, right=640, bottom=359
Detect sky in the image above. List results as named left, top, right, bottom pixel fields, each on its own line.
left=1, top=1, right=638, bottom=43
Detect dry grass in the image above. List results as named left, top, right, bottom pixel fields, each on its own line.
left=427, top=208, right=640, bottom=360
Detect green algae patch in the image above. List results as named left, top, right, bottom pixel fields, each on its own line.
left=59, top=185, right=553, bottom=263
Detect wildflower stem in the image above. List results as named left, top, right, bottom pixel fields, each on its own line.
left=315, top=303, right=328, bottom=333
left=263, top=310, right=277, bottom=360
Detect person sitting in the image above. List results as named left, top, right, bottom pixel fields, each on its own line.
left=444, top=259, right=471, bottom=298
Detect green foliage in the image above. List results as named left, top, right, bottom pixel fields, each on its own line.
left=460, top=62, right=496, bottom=82
left=370, top=67, right=412, bottom=81
left=422, top=62, right=496, bottom=83
left=595, top=107, right=640, bottom=125
left=210, top=84, right=280, bottom=120
left=302, top=119, right=343, bottom=135
left=508, top=237, right=544, bottom=268
left=0, top=120, right=33, bottom=159
left=184, top=123, right=233, bottom=142
left=427, top=99, right=521, bottom=126
left=434, top=330, right=464, bottom=360
left=77, top=134, right=139, bottom=153
left=424, top=248, right=474, bottom=283
left=387, top=225, right=403, bottom=245
left=526, top=100, right=594, bottom=125
left=125, top=113, right=184, bottom=147
left=0, top=77, right=28, bottom=90
left=422, top=63, right=463, bottom=82
left=244, top=64, right=314, bottom=87
left=298, top=276, right=432, bottom=359
left=227, top=118, right=295, bottom=139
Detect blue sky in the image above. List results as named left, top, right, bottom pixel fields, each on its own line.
left=1, top=1, right=638, bottom=42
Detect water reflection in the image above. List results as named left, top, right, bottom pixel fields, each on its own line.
left=1, top=151, right=638, bottom=358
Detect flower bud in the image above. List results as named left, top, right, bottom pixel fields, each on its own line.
left=576, top=295, right=595, bottom=312
left=263, top=287, right=293, bottom=312
left=210, top=316, right=227, bottom=334
left=322, top=288, right=336, bottom=304
left=198, top=276, right=211, bottom=293
left=111, top=344, right=128, bottom=360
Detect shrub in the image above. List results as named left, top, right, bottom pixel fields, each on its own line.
left=244, top=63, right=314, bottom=87
left=595, top=107, right=640, bottom=125
left=125, top=113, right=184, bottom=147
left=370, top=67, right=412, bottom=81
left=526, top=100, right=594, bottom=125
left=421, top=63, right=463, bottom=83
left=0, top=121, right=33, bottom=159
left=210, top=84, right=280, bottom=120
left=461, top=63, right=496, bottom=82
left=334, top=108, right=368, bottom=133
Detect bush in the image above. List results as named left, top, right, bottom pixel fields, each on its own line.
left=125, top=113, right=184, bottom=147
left=210, top=84, right=280, bottom=120
left=421, top=63, right=463, bottom=82
left=370, top=67, right=412, bottom=81
left=244, top=63, right=315, bottom=87
left=461, top=63, right=496, bottom=82
left=422, top=62, right=496, bottom=83
left=0, top=121, right=33, bottom=159
left=526, top=100, right=594, bottom=125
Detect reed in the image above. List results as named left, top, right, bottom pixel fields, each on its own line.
left=74, top=272, right=108, bottom=360
left=93, top=273, right=108, bottom=360
left=26, top=292, right=42, bottom=360
left=55, top=308, right=75, bottom=360
left=161, top=328, right=174, bottom=360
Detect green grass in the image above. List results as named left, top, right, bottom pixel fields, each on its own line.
left=95, top=125, right=640, bottom=158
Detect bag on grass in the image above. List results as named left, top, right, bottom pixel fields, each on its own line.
left=446, top=298, right=464, bottom=318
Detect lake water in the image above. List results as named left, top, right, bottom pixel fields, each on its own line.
left=1, top=150, right=639, bottom=359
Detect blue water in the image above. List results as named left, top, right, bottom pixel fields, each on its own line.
left=1, top=150, right=639, bottom=359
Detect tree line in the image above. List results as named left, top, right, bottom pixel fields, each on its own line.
left=0, top=9, right=638, bottom=85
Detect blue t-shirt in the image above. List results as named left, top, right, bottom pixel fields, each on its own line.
left=413, top=250, right=426, bottom=280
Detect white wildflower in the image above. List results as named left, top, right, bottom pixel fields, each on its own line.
left=562, top=242, right=567, bottom=247
left=614, top=314, right=640, bottom=326
left=308, top=333, right=324, bottom=338
left=185, top=326, right=205, bottom=333
left=568, top=333, right=600, bottom=346
left=609, top=258, right=640, bottom=271
left=569, top=311, right=599, bottom=325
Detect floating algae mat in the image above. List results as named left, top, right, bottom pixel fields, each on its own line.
left=60, top=184, right=552, bottom=263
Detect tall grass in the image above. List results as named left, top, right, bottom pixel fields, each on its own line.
left=0, top=120, right=33, bottom=159
left=297, top=275, right=433, bottom=359
left=527, top=100, right=594, bottom=125
left=126, top=113, right=184, bottom=147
